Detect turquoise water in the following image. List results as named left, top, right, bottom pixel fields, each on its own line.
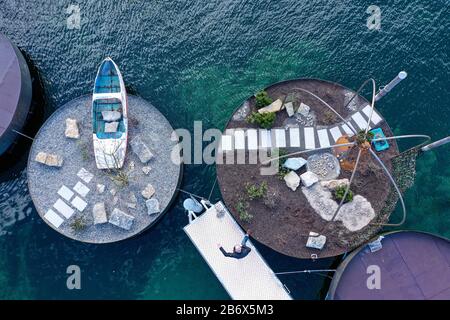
left=0, top=0, right=449, bottom=299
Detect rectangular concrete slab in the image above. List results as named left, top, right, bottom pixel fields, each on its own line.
left=71, top=196, right=88, bottom=212
left=329, top=126, right=343, bottom=142
left=246, top=129, right=258, bottom=150
left=57, top=185, right=74, bottom=201
left=362, top=105, right=383, bottom=125
left=184, top=202, right=292, bottom=300
left=259, top=129, right=272, bottom=148
left=73, top=181, right=90, bottom=198
left=317, top=129, right=330, bottom=148
left=273, top=129, right=286, bottom=148
left=288, top=128, right=301, bottom=147
left=341, top=123, right=355, bottom=136
left=352, top=112, right=371, bottom=130
left=304, top=127, right=315, bottom=149
left=234, top=130, right=246, bottom=150
left=53, top=199, right=75, bottom=219
left=220, top=135, right=233, bottom=151
left=44, top=209, right=64, bottom=228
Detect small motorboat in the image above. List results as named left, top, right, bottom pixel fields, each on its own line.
left=92, top=58, right=128, bottom=169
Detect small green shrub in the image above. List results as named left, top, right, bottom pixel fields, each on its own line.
left=70, top=217, right=87, bottom=232
left=247, top=112, right=276, bottom=129
left=236, top=200, right=253, bottom=223
left=246, top=181, right=268, bottom=200
left=334, top=185, right=354, bottom=203
left=255, top=90, right=273, bottom=109
left=276, top=149, right=290, bottom=179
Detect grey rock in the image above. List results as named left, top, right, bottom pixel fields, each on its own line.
left=93, top=202, right=108, bottom=225
left=130, top=136, right=154, bottom=163
left=96, top=184, right=105, bottom=194
left=307, top=153, right=341, bottom=180
left=146, top=198, right=160, bottom=215
left=285, top=102, right=295, bottom=117
left=297, top=103, right=310, bottom=116
left=284, top=171, right=301, bottom=191
left=283, top=157, right=307, bottom=171
left=232, top=101, right=250, bottom=121
left=306, top=232, right=327, bottom=250
left=35, top=152, right=63, bottom=167
left=142, top=166, right=151, bottom=175
left=109, top=208, right=135, bottom=230
left=65, top=118, right=80, bottom=139
left=300, top=171, right=319, bottom=187
left=141, top=184, right=155, bottom=199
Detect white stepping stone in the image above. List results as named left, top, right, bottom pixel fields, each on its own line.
left=304, top=127, right=315, bottom=149
left=71, top=196, right=88, bottom=212
left=234, top=130, right=246, bottom=150
left=273, top=129, right=286, bottom=148
left=317, top=129, right=330, bottom=148
left=289, top=128, right=301, bottom=147
left=361, top=105, right=383, bottom=125
left=341, top=123, right=356, bottom=136
left=73, top=181, right=90, bottom=198
left=352, top=112, right=371, bottom=130
left=259, top=129, right=272, bottom=148
left=77, top=168, right=94, bottom=184
left=220, top=135, right=233, bottom=151
left=53, top=199, right=75, bottom=219
left=44, top=209, right=64, bottom=228
left=329, top=126, right=343, bottom=142
left=247, top=129, right=258, bottom=150
left=57, top=185, right=74, bottom=201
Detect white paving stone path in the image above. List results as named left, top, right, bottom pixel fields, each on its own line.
left=219, top=105, right=384, bottom=153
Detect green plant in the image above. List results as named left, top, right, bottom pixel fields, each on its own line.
left=246, top=181, right=268, bottom=200
left=77, top=140, right=89, bottom=161
left=247, top=112, right=276, bottom=129
left=276, top=149, right=290, bottom=179
left=334, top=185, right=354, bottom=203
left=236, top=200, right=253, bottom=223
left=322, top=110, right=336, bottom=125
left=70, top=217, right=87, bottom=232
left=356, top=130, right=375, bottom=145
left=255, top=90, right=273, bottom=109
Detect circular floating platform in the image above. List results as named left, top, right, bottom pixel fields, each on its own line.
left=216, top=78, right=399, bottom=259
left=327, top=231, right=450, bottom=300
left=0, top=33, right=32, bottom=155
left=28, top=95, right=182, bottom=243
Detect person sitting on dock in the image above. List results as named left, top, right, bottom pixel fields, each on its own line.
left=218, top=231, right=252, bottom=259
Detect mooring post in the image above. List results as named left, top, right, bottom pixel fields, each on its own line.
left=375, top=71, right=408, bottom=101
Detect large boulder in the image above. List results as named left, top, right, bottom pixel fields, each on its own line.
left=284, top=171, right=300, bottom=191
left=297, top=103, right=310, bottom=116
left=300, top=171, right=319, bottom=187
left=301, top=184, right=375, bottom=231
left=306, top=153, right=340, bottom=181
left=258, top=99, right=283, bottom=114
left=320, top=179, right=349, bottom=190
left=284, top=102, right=295, bottom=117
left=130, top=136, right=154, bottom=163
left=283, top=157, right=307, bottom=171
left=109, top=208, right=134, bottom=230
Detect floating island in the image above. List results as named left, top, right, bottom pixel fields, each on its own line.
left=216, top=79, right=401, bottom=259
left=27, top=95, right=181, bottom=243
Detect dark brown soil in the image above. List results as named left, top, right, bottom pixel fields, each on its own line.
left=217, top=79, right=400, bottom=259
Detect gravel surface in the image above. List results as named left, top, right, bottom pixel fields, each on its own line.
left=27, top=95, right=181, bottom=243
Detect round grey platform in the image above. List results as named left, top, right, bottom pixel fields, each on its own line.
left=27, top=95, right=182, bottom=243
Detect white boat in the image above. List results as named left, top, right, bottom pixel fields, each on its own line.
left=92, top=58, right=128, bottom=169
